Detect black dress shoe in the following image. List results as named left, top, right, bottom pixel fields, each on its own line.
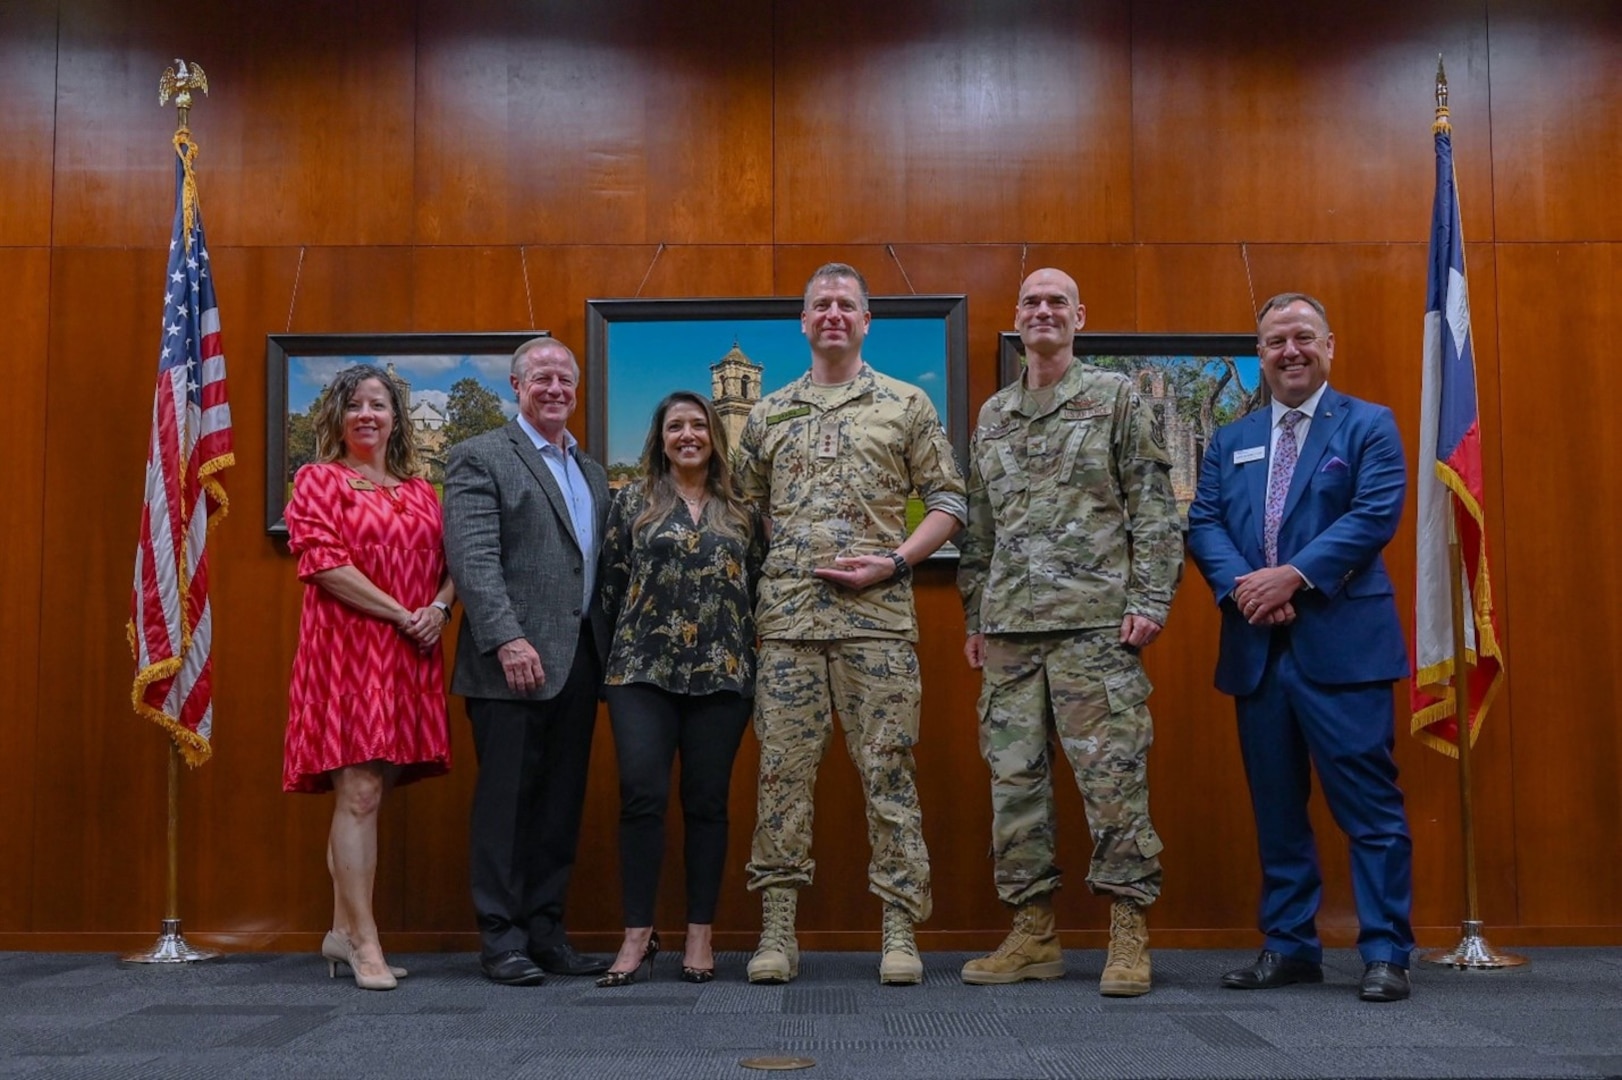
left=1359, top=961, right=1411, bottom=1002
left=1220, top=949, right=1324, bottom=990
left=481, top=950, right=546, bottom=986
left=532, top=940, right=611, bottom=976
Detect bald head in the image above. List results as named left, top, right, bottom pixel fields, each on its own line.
left=1015, top=268, right=1085, bottom=360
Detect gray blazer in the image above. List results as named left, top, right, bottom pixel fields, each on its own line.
left=442, top=420, right=612, bottom=701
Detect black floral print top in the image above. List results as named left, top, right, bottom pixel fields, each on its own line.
left=600, top=484, right=764, bottom=697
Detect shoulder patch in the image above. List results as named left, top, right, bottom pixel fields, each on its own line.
left=766, top=405, right=811, bottom=425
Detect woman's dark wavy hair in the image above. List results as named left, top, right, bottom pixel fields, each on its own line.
left=311, top=364, right=423, bottom=479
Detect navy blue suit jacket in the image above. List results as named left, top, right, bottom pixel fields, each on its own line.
left=1186, top=388, right=1408, bottom=697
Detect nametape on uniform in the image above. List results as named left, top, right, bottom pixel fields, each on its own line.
left=1233, top=446, right=1265, bottom=464
left=766, top=406, right=811, bottom=425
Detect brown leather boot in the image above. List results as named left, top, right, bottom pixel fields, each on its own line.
left=1099, top=899, right=1152, bottom=997
left=960, top=896, right=1064, bottom=985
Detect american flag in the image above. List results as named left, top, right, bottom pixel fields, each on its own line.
left=1410, top=109, right=1504, bottom=757
left=128, top=136, right=233, bottom=766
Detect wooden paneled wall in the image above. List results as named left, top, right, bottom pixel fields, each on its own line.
left=2, top=0, right=1617, bottom=952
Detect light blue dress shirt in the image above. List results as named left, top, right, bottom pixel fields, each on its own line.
left=516, top=413, right=595, bottom=613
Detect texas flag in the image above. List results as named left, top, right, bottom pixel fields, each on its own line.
left=1411, top=117, right=1505, bottom=757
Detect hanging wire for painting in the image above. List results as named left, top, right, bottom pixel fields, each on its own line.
left=634, top=243, right=667, bottom=298
left=519, top=246, right=537, bottom=330
left=884, top=245, right=918, bottom=294
left=285, top=246, right=306, bottom=333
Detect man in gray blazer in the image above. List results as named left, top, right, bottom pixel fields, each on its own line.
left=443, top=336, right=612, bottom=986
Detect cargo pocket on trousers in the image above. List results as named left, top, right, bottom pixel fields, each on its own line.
left=1136, top=825, right=1164, bottom=860
left=1102, top=665, right=1152, bottom=714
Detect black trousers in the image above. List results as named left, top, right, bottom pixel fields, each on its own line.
left=466, top=624, right=600, bottom=961
left=603, top=683, right=751, bottom=927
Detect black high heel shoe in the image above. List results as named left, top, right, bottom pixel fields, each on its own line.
left=680, top=963, right=715, bottom=984
left=595, top=931, right=660, bottom=988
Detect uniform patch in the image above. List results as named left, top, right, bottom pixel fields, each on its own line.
left=767, top=405, right=811, bottom=425
left=1149, top=403, right=1168, bottom=450
left=1061, top=403, right=1112, bottom=421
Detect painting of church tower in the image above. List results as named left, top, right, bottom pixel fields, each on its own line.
left=710, top=339, right=764, bottom=450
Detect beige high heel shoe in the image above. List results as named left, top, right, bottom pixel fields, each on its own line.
left=321, top=930, right=408, bottom=981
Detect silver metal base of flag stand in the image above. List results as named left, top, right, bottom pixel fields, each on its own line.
left=1420, top=920, right=1526, bottom=969
left=120, top=918, right=221, bottom=965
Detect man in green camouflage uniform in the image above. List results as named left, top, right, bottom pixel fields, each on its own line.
left=957, top=268, right=1183, bottom=996
left=738, top=263, right=967, bottom=986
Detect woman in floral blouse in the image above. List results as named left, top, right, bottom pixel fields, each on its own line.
left=596, top=391, right=764, bottom=985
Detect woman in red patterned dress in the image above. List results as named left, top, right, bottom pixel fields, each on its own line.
left=284, top=365, right=455, bottom=991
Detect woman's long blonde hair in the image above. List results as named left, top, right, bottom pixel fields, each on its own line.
left=631, top=391, right=752, bottom=542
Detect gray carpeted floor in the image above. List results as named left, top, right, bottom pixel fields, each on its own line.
left=2, top=948, right=1619, bottom=1079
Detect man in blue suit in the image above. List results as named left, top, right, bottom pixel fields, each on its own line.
left=1186, top=293, right=1415, bottom=1003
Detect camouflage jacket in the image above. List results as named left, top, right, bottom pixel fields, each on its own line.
left=738, top=364, right=967, bottom=641
left=958, top=360, right=1182, bottom=635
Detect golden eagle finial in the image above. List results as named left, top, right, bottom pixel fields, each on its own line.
left=159, top=59, right=209, bottom=129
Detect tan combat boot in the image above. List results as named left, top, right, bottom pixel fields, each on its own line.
left=1099, top=899, right=1152, bottom=996
left=960, top=896, right=1065, bottom=985
left=878, top=903, right=923, bottom=985
left=746, top=887, right=800, bottom=984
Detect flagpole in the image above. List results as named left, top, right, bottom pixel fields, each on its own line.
left=123, top=742, right=218, bottom=964
left=122, top=59, right=221, bottom=967
left=1418, top=57, right=1521, bottom=970
left=1418, top=514, right=1522, bottom=969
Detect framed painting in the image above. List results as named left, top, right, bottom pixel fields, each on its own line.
left=265, top=331, right=542, bottom=536
left=586, top=295, right=969, bottom=556
left=997, top=331, right=1266, bottom=520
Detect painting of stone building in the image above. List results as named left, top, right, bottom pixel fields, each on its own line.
left=269, top=332, right=541, bottom=533
left=709, top=339, right=764, bottom=454
left=588, top=301, right=963, bottom=480
left=999, top=332, right=1264, bottom=523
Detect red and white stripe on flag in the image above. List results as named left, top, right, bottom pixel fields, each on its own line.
left=129, top=139, right=233, bottom=766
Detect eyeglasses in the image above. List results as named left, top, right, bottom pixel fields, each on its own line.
left=1260, top=331, right=1323, bottom=354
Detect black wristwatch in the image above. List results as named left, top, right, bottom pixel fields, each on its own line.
left=887, top=551, right=912, bottom=583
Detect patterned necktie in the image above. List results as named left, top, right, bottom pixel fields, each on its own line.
left=1263, top=410, right=1305, bottom=567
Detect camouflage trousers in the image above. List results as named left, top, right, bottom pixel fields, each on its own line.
left=978, top=628, right=1163, bottom=907
left=746, top=638, right=932, bottom=922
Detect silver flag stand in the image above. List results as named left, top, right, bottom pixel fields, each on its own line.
left=1423, top=919, right=1523, bottom=970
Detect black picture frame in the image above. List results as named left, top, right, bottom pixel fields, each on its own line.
left=265, top=331, right=544, bottom=536
left=587, top=295, right=969, bottom=466
left=585, top=296, right=969, bottom=560
left=996, top=331, right=1266, bottom=520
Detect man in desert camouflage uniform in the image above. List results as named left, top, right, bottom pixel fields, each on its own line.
left=957, top=268, right=1183, bottom=996
left=737, top=262, right=967, bottom=986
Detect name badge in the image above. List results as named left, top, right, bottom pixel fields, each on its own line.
left=1233, top=446, right=1265, bottom=465
left=816, top=418, right=841, bottom=459
left=767, top=405, right=810, bottom=425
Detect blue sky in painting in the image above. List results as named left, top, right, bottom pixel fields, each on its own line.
left=287, top=353, right=517, bottom=418
left=606, top=316, right=947, bottom=466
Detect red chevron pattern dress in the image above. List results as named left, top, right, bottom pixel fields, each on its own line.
left=283, top=461, right=451, bottom=793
